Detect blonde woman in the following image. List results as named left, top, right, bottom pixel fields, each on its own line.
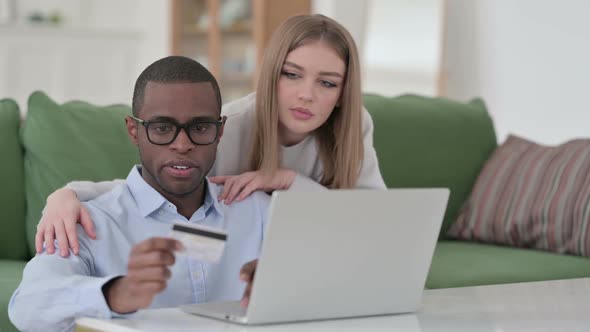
left=36, top=14, right=386, bottom=256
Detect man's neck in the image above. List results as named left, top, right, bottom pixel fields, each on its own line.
left=163, top=188, right=205, bottom=220
left=139, top=167, right=206, bottom=219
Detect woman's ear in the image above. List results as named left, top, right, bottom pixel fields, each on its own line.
left=125, top=116, right=139, bottom=145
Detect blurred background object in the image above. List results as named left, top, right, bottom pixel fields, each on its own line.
left=170, top=0, right=310, bottom=102
left=0, top=0, right=16, bottom=25
left=0, top=0, right=441, bottom=109
left=3, top=0, right=589, bottom=145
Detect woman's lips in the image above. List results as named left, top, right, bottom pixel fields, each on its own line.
left=290, top=107, right=313, bottom=120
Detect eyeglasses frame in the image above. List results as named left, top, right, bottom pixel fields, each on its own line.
left=129, top=115, right=226, bottom=146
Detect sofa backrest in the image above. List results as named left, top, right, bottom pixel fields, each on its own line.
left=363, top=94, right=497, bottom=239
left=0, top=99, right=29, bottom=260
left=20, top=92, right=140, bottom=256
left=8, top=91, right=497, bottom=256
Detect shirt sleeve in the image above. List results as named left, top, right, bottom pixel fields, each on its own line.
left=66, top=179, right=125, bottom=201
left=289, top=174, right=329, bottom=191
left=8, top=227, right=128, bottom=331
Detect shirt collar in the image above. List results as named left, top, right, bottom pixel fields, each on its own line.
left=202, top=177, right=225, bottom=218
left=126, top=165, right=224, bottom=218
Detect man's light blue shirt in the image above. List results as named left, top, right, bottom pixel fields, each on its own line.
left=9, top=166, right=269, bottom=332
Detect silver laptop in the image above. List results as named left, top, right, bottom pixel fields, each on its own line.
left=181, top=188, right=449, bottom=325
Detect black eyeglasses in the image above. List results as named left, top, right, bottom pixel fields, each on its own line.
left=130, top=116, right=226, bottom=146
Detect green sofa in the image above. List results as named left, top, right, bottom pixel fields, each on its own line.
left=2, top=92, right=590, bottom=331
left=364, top=94, right=590, bottom=289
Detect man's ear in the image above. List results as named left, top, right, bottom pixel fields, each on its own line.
left=125, top=116, right=139, bottom=145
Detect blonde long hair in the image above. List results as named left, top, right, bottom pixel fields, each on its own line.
left=249, top=14, right=363, bottom=189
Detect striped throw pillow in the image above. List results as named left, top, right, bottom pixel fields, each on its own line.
left=448, top=135, right=590, bottom=257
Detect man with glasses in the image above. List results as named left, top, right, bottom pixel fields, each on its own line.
left=9, top=56, right=269, bottom=331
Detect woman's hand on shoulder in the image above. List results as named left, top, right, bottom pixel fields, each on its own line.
left=35, top=188, right=96, bottom=257
left=209, top=169, right=297, bottom=204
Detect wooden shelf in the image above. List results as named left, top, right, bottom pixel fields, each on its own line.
left=220, top=21, right=251, bottom=34
left=220, top=26, right=251, bottom=34
left=170, top=0, right=311, bottom=95
left=181, top=26, right=208, bottom=36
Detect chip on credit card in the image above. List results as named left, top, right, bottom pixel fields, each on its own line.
left=169, top=223, right=227, bottom=263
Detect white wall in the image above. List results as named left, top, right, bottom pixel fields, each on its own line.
left=313, top=0, right=444, bottom=97
left=135, top=1, right=171, bottom=75
left=444, top=0, right=590, bottom=145
left=312, top=0, right=368, bottom=53
left=0, top=27, right=141, bottom=110
left=363, top=0, right=443, bottom=97
left=0, top=0, right=170, bottom=110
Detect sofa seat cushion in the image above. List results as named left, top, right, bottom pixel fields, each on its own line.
left=427, top=241, right=590, bottom=289
left=0, top=260, right=27, bottom=332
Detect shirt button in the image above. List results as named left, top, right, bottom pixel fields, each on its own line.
left=193, top=271, right=202, bottom=279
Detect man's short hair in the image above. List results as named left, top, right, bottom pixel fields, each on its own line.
left=132, top=56, right=222, bottom=116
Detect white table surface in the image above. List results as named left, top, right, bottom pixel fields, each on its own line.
left=76, top=278, right=590, bottom=332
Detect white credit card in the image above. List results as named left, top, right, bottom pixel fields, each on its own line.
left=169, top=223, right=227, bottom=263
